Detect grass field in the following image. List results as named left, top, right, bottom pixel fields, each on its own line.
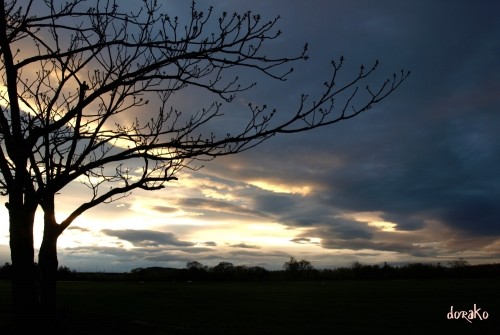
left=1, top=278, right=498, bottom=334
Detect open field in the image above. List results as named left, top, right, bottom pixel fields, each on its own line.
left=1, top=278, right=499, bottom=334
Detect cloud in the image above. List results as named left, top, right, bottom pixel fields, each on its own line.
left=101, top=229, right=195, bottom=248
left=321, top=238, right=438, bottom=258
left=151, top=206, right=178, bottom=214
left=177, top=197, right=265, bottom=220
left=438, top=196, right=500, bottom=235
left=62, top=246, right=145, bottom=262
left=228, top=243, right=261, bottom=249
left=252, top=194, right=296, bottom=215
left=290, top=238, right=312, bottom=244
left=67, top=226, right=91, bottom=232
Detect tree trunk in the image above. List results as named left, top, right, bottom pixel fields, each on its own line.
left=8, top=202, right=37, bottom=328
left=38, top=211, right=60, bottom=317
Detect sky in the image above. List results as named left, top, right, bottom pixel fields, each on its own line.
left=1, top=0, right=499, bottom=272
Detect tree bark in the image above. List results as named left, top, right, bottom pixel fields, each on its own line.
left=38, top=210, right=60, bottom=316
left=8, top=201, right=37, bottom=328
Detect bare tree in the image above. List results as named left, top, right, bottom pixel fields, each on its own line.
left=283, top=257, right=314, bottom=272
left=0, top=0, right=409, bottom=327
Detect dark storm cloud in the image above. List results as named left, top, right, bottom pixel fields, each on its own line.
left=252, top=194, right=296, bottom=215
left=101, top=229, right=195, bottom=248
left=315, top=111, right=500, bottom=236
left=439, top=196, right=500, bottom=235
left=206, top=0, right=500, bottom=244
left=379, top=214, right=424, bottom=232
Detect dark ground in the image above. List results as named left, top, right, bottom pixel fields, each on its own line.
left=1, top=278, right=499, bottom=334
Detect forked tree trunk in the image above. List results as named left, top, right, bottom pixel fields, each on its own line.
left=10, top=203, right=63, bottom=330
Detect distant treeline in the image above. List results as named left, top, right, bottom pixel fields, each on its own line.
left=1, top=258, right=499, bottom=282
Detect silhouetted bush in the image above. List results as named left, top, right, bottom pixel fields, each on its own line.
left=57, top=265, right=76, bottom=280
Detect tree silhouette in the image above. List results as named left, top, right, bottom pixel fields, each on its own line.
left=283, top=257, right=314, bottom=272
left=0, top=0, right=409, bottom=327
left=186, top=261, right=205, bottom=271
